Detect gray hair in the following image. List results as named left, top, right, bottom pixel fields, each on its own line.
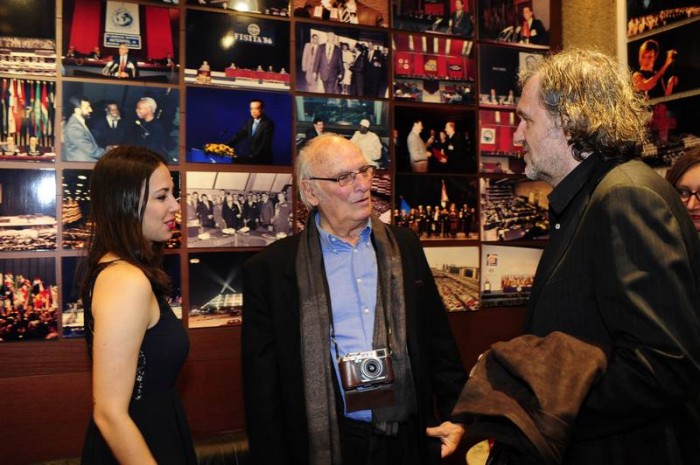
left=137, top=97, right=158, bottom=113
left=519, top=48, right=650, bottom=162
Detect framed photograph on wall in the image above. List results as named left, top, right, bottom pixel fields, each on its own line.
left=641, top=94, right=700, bottom=171
left=479, top=109, right=524, bottom=174
left=0, top=79, right=56, bottom=162
left=0, top=0, right=56, bottom=76
left=61, top=256, right=84, bottom=338
left=185, top=171, right=293, bottom=248
left=295, top=96, right=390, bottom=168
left=480, top=176, right=550, bottom=241
left=295, top=23, right=389, bottom=97
left=626, top=2, right=698, bottom=39
left=61, top=169, right=181, bottom=250
left=479, top=43, right=544, bottom=107
left=423, top=245, right=480, bottom=311
left=0, top=168, right=56, bottom=252
left=188, top=0, right=290, bottom=16
left=186, top=87, right=292, bottom=166
left=293, top=0, right=387, bottom=27
left=61, top=253, right=182, bottom=339
left=0, top=257, right=58, bottom=342
left=478, top=0, right=550, bottom=48
left=393, top=32, right=476, bottom=105
left=394, top=174, right=479, bottom=241
left=628, top=21, right=700, bottom=102
left=480, top=244, right=543, bottom=307
left=61, top=82, right=180, bottom=163
left=62, top=0, right=180, bottom=83
left=188, top=251, right=255, bottom=328
left=393, top=104, right=477, bottom=174
left=185, top=10, right=290, bottom=90
left=392, top=0, right=475, bottom=38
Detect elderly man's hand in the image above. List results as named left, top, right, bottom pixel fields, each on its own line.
left=426, top=421, right=466, bottom=458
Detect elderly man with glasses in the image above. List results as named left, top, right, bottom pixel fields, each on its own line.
left=242, top=134, right=467, bottom=465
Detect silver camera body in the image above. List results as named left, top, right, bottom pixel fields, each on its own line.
left=338, top=348, right=394, bottom=391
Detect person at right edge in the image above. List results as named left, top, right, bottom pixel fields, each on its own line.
left=455, top=49, right=700, bottom=464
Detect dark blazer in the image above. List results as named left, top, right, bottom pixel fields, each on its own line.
left=449, top=11, right=473, bottom=37
left=91, top=116, right=127, bottom=147
left=226, top=115, right=274, bottom=164
left=526, top=156, right=700, bottom=464
left=519, top=18, right=547, bottom=45
left=444, top=132, right=474, bottom=173
left=365, top=49, right=386, bottom=97
left=304, top=127, right=321, bottom=143
left=314, top=44, right=345, bottom=89
left=106, top=54, right=138, bottom=78
left=242, top=225, right=466, bottom=465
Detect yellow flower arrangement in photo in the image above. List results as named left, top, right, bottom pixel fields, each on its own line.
left=204, top=143, right=235, bottom=158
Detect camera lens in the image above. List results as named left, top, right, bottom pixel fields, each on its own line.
left=361, top=358, right=383, bottom=380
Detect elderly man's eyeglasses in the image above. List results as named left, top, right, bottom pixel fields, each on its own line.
left=677, top=188, right=700, bottom=204
left=309, top=165, right=376, bottom=187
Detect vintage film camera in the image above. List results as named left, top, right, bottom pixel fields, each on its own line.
left=338, top=348, right=394, bottom=391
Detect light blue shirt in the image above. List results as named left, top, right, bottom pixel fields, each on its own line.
left=316, top=213, right=377, bottom=422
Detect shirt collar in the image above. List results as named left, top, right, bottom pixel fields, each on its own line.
left=548, top=153, right=603, bottom=216
left=315, top=212, right=373, bottom=251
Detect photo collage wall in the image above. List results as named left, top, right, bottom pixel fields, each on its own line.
left=0, top=0, right=555, bottom=343
left=625, top=1, right=700, bottom=171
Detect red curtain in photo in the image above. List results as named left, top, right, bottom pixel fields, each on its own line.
left=145, top=6, right=173, bottom=60
left=68, top=0, right=101, bottom=54
left=395, top=52, right=413, bottom=75
left=424, top=3, right=444, bottom=15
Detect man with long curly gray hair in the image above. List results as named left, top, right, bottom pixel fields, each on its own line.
left=456, top=49, right=700, bottom=465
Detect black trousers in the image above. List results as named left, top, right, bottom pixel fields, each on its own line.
left=339, top=417, right=425, bottom=465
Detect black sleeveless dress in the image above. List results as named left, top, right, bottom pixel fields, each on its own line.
left=81, top=261, right=197, bottom=464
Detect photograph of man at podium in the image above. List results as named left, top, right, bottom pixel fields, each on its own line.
left=104, top=44, right=139, bottom=79
left=185, top=87, right=292, bottom=166
left=225, top=99, right=275, bottom=165
left=62, top=0, right=180, bottom=83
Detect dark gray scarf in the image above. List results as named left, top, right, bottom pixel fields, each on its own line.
left=296, top=213, right=416, bottom=465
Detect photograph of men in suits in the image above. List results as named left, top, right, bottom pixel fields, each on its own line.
left=365, top=43, right=387, bottom=97
left=457, top=49, right=700, bottom=464
left=302, top=34, right=322, bottom=92
left=105, top=44, right=139, bottom=79
left=242, top=134, right=467, bottom=464
left=312, top=32, right=344, bottom=95
left=133, top=97, right=169, bottom=158
left=63, top=96, right=106, bottom=162
left=226, top=99, right=275, bottom=164
left=90, top=101, right=127, bottom=148
left=447, top=0, right=473, bottom=37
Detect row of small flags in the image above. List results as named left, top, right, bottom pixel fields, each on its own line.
left=0, top=79, right=56, bottom=146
